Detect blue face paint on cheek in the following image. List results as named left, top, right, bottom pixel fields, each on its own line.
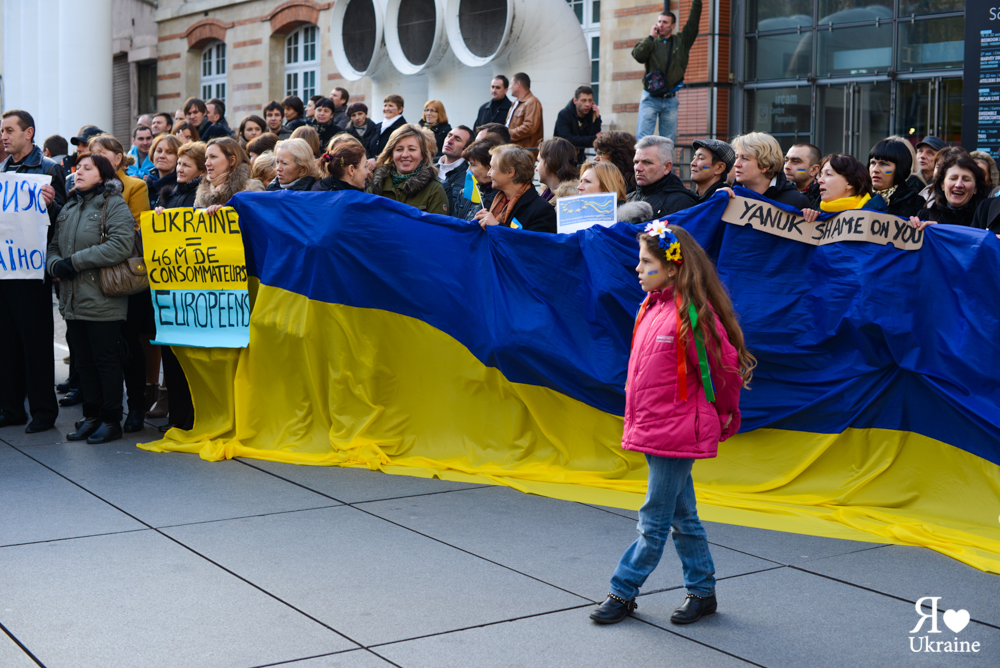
left=700, top=166, right=711, bottom=170
left=647, top=270, right=659, bottom=276
left=885, top=170, right=893, bottom=174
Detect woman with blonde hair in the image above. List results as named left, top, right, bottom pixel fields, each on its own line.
left=419, top=99, right=451, bottom=157
left=729, top=132, right=810, bottom=209
left=86, top=133, right=154, bottom=432
left=475, top=144, right=556, bottom=232
left=290, top=124, right=322, bottom=158
left=368, top=124, right=449, bottom=214
left=577, top=161, right=627, bottom=202
left=194, top=137, right=265, bottom=212
left=251, top=151, right=277, bottom=189
left=265, top=138, right=320, bottom=191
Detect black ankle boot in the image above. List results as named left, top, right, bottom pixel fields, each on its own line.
left=670, top=593, right=717, bottom=625
left=87, top=421, right=122, bottom=444
left=123, top=411, right=145, bottom=433
left=589, top=593, right=637, bottom=625
left=67, top=417, right=101, bottom=441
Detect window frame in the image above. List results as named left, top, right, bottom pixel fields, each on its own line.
left=200, top=41, right=227, bottom=102
left=284, top=24, right=320, bottom=100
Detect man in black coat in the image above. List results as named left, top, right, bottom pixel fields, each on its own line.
left=626, top=135, right=698, bottom=218
left=554, top=86, right=602, bottom=164
left=474, top=76, right=513, bottom=131
left=0, top=110, right=64, bottom=433
left=201, top=98, right=234, bottom=141
left=184, top=97, right=213, bottom=140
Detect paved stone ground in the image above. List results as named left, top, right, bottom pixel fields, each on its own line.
left=1, top=309, right=997, bottom=667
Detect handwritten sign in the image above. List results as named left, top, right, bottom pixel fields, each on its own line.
left=556, top=193, right=618, bottom=234
left=140, top=207, right=249, bottom=348
left=722, top=196, right=924, bottom=250
left=0, top=173, right=51, bottom=279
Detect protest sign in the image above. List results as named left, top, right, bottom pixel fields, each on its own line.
left=722, top=195, right=924, bottom=250
left=139, top=206, right=249, bottom=348
left=556, top=193, right=617, bottom=234
left=0, top=173, right=51, bottom=279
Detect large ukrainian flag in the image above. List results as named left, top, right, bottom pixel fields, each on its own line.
left=141, top=190, right=1000, bottom=574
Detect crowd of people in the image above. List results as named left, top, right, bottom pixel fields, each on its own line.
left=0, top=64, right=997, bottom=446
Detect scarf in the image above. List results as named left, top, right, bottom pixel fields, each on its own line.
left=820, top=192, right=871, bottom=213
left=489, top=182, right=532, bottom=227
left=391, top=163, right=423, bottom=188
left=875, top=185, right=898, bottom=205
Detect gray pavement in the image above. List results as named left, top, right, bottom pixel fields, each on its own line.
left=0, top=319, right=997, bottom=667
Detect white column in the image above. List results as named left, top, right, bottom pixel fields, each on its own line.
left=58, top=0, right=113, bottom=140
left=3, top=0, right=113, bottom=143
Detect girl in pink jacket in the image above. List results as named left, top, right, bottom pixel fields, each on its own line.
left=590, top=222, right=756, bottom=626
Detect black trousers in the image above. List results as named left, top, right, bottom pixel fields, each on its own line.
left=0, top=280, right=58, bottom=423
left=66, top=320, right=125, bottom=423
left=121, top=291, right=154, bottom=413
left=161, top=346, right=194, bottom=430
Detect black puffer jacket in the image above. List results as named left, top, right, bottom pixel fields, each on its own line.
left=147, top=171, right=177, bottom=208
left=918, top=196, right=985, bottom=228
left=311, top=176, right=363, bottom=192
left=157, top=177, right=202, bottom=209
left=554, top=99, right=602, bottom=164
left=627, top=172, right=698, bottom=218
left=347, top=120, right=379, bottom=159
left=310, top=119, right=342, bottom=151
left=265, top=176, right=318, bottom=191
left=453, top=184, right=498, bottom=222
left=865, top=183, right=925, bottom=219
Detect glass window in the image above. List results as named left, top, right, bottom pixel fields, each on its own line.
left=817, top=23, right=892, bottom=76
left=818, top=1, right=892, bottom=25
left=590, top=36, right=600, bottom=104
left=746, top=33, right=812, bottom=82
left=747, top=0, right=812, bottom=32
left=285, top=25, right=320, bottom=99
left=899, top=0, right=964, bottom=16
left=744, top=87, right=812, bottom=137
left=200, top=42, right=226, bottom=102
left=567, top=0, right=583, bottom=23
left=898, top=16, right=964, bottom=72
left=895, top=79, right=964, bottom=146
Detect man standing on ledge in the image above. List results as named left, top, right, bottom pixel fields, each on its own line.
left=505, top=73, right=543, bottom=157
left=476, top=76, right=513, bottom=130
left=632, top=0, right=701, bottom=141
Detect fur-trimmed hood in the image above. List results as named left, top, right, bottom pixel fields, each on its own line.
left=194, top=163, right=264, bottom=207
left=68, top=177, right=123, bottom=202
left=617, top=200, right=654, bottom=224
left=369, top=162, right=437, bottom=197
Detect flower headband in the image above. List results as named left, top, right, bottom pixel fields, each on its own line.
left=644, top=221, right=683, bottom=264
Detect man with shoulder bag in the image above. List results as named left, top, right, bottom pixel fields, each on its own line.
left=631, top=0, right=701, bottom=141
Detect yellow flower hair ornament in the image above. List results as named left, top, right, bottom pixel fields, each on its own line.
left=644, top=220, right=683, bottom=265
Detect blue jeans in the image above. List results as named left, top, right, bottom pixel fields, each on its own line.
left=610, top=455, right=716, bottom=600
left=636, top=90, right=678, bottom=141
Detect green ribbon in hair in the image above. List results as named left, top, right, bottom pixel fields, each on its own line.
left=687, top=303, right=716, bottom=403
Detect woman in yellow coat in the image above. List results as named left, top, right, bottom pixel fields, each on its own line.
left=87, top=134, right=156, bottom=433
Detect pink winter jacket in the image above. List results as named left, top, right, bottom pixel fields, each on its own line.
left=622, top=287, right=744, bottom=459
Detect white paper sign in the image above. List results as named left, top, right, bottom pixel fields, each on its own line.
left=556, top=192, right=618, bottom=234
left=0, top=172, right=51, bottom=280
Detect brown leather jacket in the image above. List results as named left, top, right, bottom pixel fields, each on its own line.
left=506, top=92, right=543, bottom=152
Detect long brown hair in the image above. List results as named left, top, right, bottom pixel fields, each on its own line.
left=640, top=227, right=756, bottom=388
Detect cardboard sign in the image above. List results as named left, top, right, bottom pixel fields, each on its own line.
left=0, top=173, right=51, bottom=279
left=556, top=193, right=618, bottom=234
left=140, top=207, right=249, bottom=348
left=721, top=196, right=924, bottom=250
